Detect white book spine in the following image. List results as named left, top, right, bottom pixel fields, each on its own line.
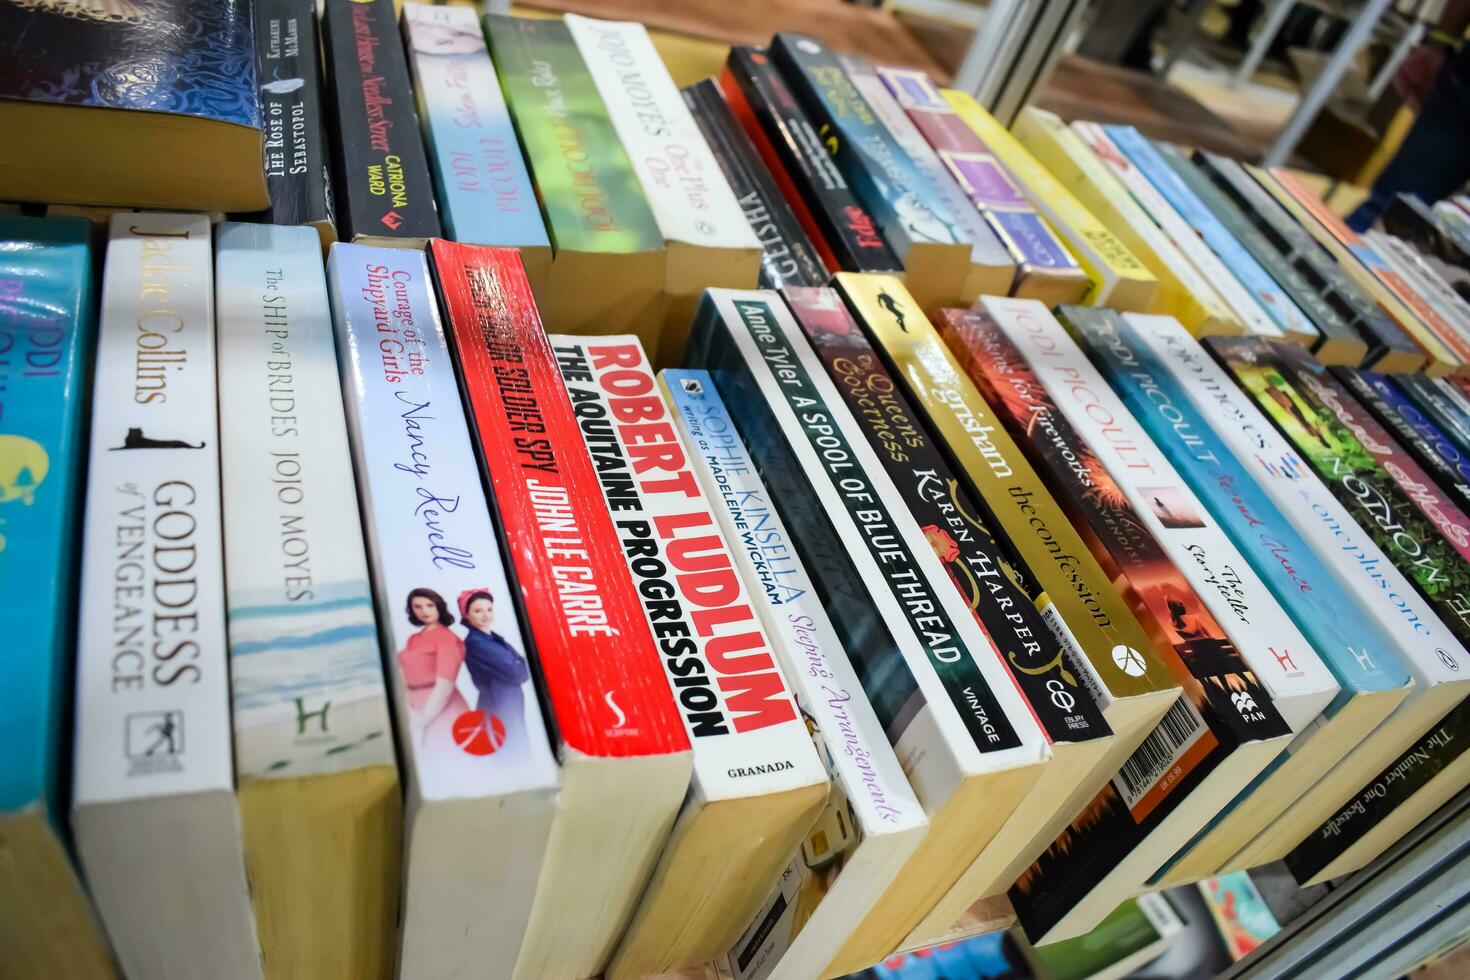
left=565, top=14, right=759, bottom=249
left=980, top=297, right=1329, bottom=731
left=72, top=212, right=261, bottom=979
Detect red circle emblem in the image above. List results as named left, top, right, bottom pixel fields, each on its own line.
left=453, top=711, right=506, bottom=756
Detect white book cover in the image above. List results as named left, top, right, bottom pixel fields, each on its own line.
left=71, top=212, right=261, bottom=979
left=564, top=14, right=758, bottom=252
left=665, top=367, right=927, bottom=980
left=216, top=222, right=395, bottom=783
left=1069, top=121, right=1282, bottom=339
left=979, top=297, right=1336, bottom=732
left=328, top=242, right=559, bottom=979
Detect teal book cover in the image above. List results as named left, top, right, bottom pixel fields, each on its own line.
left=0, top=216, right=94, bottom=820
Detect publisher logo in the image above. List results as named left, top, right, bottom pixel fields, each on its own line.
left=1111, top=644, right=1148, bottom=677
left=125, top=711, right=184, bottom=776
left=680, top=377, right=704, bottom=394
left=452, top=711, right=506, bottom=757
left=1438, top=648, right=1460, bottom=672
left=1231, top=690, right=1266, bottom=723
left=381, top=210, right=404, bottom=231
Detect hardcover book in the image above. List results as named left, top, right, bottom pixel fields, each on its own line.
left=328, top=242, right=559, bottom=980
left=1211, top=336, right=1470, bottom=652
left=403, top=4, right=550, bottom=285
left=1070, top=121, right=1275, bottom=341
left=720, top=46, right=901, bottom=275
left=950, top=306, right=1291, bottom=940
left=72, top=213, right=260, bottom=979
left=0, top=0, right=267, bottom=211
left=550, top=335, right=826, bottom=978
left=1066, top=311, right=1409, bottom=885
left=876, top=66, right=1088, bottom=307
left=218, top=224, right=400, bottom=977
left=784, top=284, right=1116, bottom=943
left=664, top=367, right=928, bottom=980
left=834, top=277, right=1179, bottom=786
left=942, top=91, right=1157, bottom=311
left=248, top=0, right=335, bottom=245
left=839, top=54, right=1014, bottom=302
left=1013, top=109, right=1239, bottom=337
left=485, top=14, right=665, bottom=354
left=321, top=0, right=441, bottom=245
left=682, top=78, right=828, bottom=290
left=768, top=34, right=971, bottom=308
left=0, top=215, right=112, bottom=977
left=686, top=288, right=1049, bottom=972
left=566, top=15, right=762, bottom=362
left=1337, top=368, right=1470, bottom=511
left=1116, top=315, right=1469, bottom=877
left=1256, top=167, right=1456, bottom=374
left=429, top=240, right=691, bottom=980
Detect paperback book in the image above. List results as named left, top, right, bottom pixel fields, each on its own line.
left=550, top=334, right=826, bottom=978
left=430, top=241, right=691, bottom=980
left=877, top=67, right=1087, bottom=306
left=682, top=78, right=828, bottom=290
left=951, top=307, right=1291, bottom=938
left=942, top=91, right=1156, bottom=311
left=1117, top=314, right=1469, bottom=875
left=484, top=15, right=664, bottom=352
left=1381, top=193, right=1470, bottom=293
left=1367, top=231, right=1470, bottom=352
left=248, top=0, right=335, bottom=244
left=784, top=285, right=1116, bottom=944
left=664, top=367, right=928, bottom=980
left=218, top=224, right=400, bottom=977
left=329, top=242, right=559, bottom=980
left=1394, top=373, right=1470, bottom=459
left=1068, top=311, right=1410, bottom=885
left=72, top=213, right=260, bottom=979
left=768, top=34, right=971, bottom=307
left=1336, top=368, right=1470, bottom=511
left=720, top=46, right=901, bottom=274
left=686, top=288, right=1048, bottom=972
left=566, top=15, right=762, bottom=362
left=403, top=4, right=550, bottom=285
left=321, top=0, right=440, bottom=245
left=0, top=215, right=112, bottom=977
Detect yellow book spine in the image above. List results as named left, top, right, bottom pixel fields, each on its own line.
left=1013, top=109, right=1241, bottom=336
left=939, top=90, right=1157, bottom=311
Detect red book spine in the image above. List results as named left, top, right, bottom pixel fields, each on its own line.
left=431, top=239, right=688, bottom=759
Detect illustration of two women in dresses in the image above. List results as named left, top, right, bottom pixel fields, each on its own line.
left=397, top=586, right=530, bottom=763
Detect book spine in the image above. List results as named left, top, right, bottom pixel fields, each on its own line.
left=0, top=216, right=92, bottom=814
left=1396, top=373, right=1470, bottom=457
left=835, top=275, right=1170, bottom=707
left=1210, top=336, right=1470, bottom=650
left=1071, top=121, right=1277, bottom=339
left=1337, top=368, right=1470, bottom=512
left=1371, top=232, right=1470, bottom=340
left=551, top=334, right=815, bottom=785
left=565, top=16, right=757, bottom=251
left=719, top=47, right=900, bottom=273
left=402, top=5, right=547, bottom=249
left=941, top=91, right=1155, bottom=307
left=75, top=214, right=232, bottom=803
left=484, top=15, right=663, bottom=256
left=1382, top=193, right=1470, bottom=270
left=249, top=0, right=334, bottom=234
left=682, top=80, right=827, bottom=289
left=216, top=223, right=394, bottom=783
left=431, top=240, right=687, bottom=758
left=877, top=67, right=1084, bottom=296
left=327, top=242, right=558, bottom=795
left=784, top=286, right=1109, bottom=744
left=768, top=34, right=962, bottom=261
left=321, top=0, right=440, bottom=242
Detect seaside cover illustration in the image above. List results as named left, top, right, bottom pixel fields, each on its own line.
left=329, top=242, right=557, bottom=793
left=216, top=224, right=393, bottom=783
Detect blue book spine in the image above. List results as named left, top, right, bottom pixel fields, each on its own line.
left=0, top=216, right=93, bottom=817
left=1365, top=370, right=1470, bottom=492
left=402, top=4, right=548, bottom=248
left=1103, top=125, right=1312, bottom=340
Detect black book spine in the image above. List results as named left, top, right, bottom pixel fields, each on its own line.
left=720, top=46, right=899, bottom=274
left=1382, top=193, right=1470, bottom=273
left=247, top=0, right=335, bottom=237
left=321, top=0, right=440, bottom=242
left=682, top=80, right=828, bottom=289
left=1333, top=366, right=1470, bottom=511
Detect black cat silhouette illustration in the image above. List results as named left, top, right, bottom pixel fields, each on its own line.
left=877, top=290, right=909, bottom=332
left=110, top=427, right=205, bottom=451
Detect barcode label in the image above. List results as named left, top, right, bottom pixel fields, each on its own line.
left=1113, top=697, right=1206, bottom=810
